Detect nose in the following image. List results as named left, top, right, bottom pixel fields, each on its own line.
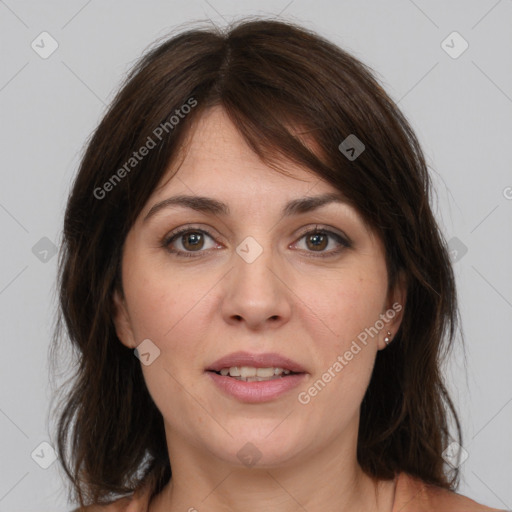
left=220, top=239, right=292, bottom=331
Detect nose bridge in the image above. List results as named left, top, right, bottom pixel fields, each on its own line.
left=222, top=232, right=291, bottom=326
left=234, top=233, right=279, bottom=293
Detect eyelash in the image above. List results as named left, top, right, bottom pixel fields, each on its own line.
left=161, top=225, right=351, bottom=259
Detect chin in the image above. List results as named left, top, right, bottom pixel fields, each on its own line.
left=208, top=425, right=308, bottom=469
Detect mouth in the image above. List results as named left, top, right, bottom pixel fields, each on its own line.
left=208, top=366, right=301, bottom=382
left=206, top=350, right=307, bottom=377
left=205, top=351, right=307, bottom=402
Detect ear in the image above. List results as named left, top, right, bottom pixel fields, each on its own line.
left=378, top=270, right=407, bottom=350
left=112, top=288, right=136, bottom=349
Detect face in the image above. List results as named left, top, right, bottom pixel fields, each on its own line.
left=113, top=105, right=405, bottom=469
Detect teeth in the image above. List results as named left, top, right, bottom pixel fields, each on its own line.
left=218, top=366, right=293, bottom=380
left=240, top=366, right=257, bottom=378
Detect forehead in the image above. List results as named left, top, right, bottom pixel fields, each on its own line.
left=135, top=106, right=377, bottom=246
left=150, top=105, right=333, bottom=205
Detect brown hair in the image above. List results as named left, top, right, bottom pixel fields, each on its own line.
left=50, top=16, right=463, bottom=508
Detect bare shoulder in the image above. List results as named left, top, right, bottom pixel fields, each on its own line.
left=433, top=486, right=508, bottom=512
left=394, top=472, right=508, bottom=512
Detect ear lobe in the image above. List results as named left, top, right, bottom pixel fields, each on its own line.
left=112, top=289, right=136, bottom=349
left=380, top=271, right=407, bottom=349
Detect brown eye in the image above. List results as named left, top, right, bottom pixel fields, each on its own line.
left=162, top=225, right=351, bottom=259
left=163, top=228, right=218, bottom=258
left=294, top=227, right=351, bottom=258
left=305, top=232, right=329, bottom=251
left=180, top=231, right=205, bottom=251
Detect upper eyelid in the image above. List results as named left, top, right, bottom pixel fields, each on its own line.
left=163, top=224, right=351, bottom=247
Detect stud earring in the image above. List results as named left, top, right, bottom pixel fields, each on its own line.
left=384, top=331, right=392, bottom=346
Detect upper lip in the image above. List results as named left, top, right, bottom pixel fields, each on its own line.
left=206, top=351, right=307, bottom=373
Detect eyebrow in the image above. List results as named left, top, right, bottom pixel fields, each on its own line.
left=143, top=192, right=349, bottom=223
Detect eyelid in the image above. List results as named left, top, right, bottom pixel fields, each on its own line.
left=162, top=223, right=223, bottom=245
left=161, top=223, right=352, bottom=258
left=160, top=224, right=221, bottom=254
left=293, top=224, right=352, bottom=246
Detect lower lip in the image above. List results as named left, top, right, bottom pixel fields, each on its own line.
left=206, top=371, right=307, bottom=403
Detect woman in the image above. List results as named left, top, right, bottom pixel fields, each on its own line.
left=52, top=17, right=505, bottom=512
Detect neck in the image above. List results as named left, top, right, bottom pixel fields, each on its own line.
left=149, top=425, right=396, bottom=512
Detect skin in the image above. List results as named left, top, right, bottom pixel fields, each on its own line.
left=113, top=105, right=406, bottom=512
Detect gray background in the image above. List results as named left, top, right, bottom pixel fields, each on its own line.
left=0, top=0, right=511, bottom=510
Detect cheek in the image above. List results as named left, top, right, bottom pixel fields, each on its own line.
left=121, top=257, right=216, bottom=426
left=122, top=246, right=186, bottom=334
left=121, top=252, right=216, bottom=361
left=295, top=274, right=384, bottom=423
left=292, top=263, right=387, bottom=407
left=301, top=265, right=387, bottom=350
